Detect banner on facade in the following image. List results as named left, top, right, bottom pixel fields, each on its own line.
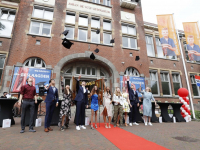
left=10, top=67, right=52, bottom=93
left=156, top=14, right=180, bottom=56
left=195, top=75, right=200, bottom=87
left=120, top=76, right=145, bottom=97
left=183, top=22, right=200, bottom=61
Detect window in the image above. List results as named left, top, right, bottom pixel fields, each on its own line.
left=76, top=67, right=96, bottom=76
left=65, top=12, right=75, bottom=24
left=78, top=29, right=87, bottom=41
left=23, top=57, right=46, bottom=68
left=149, top=70, right=159, bottom=95
left=0, top=55, right=6, bottom=81
left=122, top=24, right=136, bottom=35
left=160, top=72, right=171, bottom=96
left=103, top=0, right=111, bottom=6
left=93, top=0, right=100, bottom=4
left=65, top=68, right=72, bottom=74
left=103, top=20, right=111, bottom=30
left=103, top=32, right=112, bottom=45
left=122, top=36, right=137, bottom=49
left=100, top=70, right=105, bottom=77
left=91, top=30, right=100, bottom=43
left=79, top=15, right=88, bottom=26
left=29, top=21, right=51, bottom=36
left=146, top=35, right=155, bottom=57
left=190, top=75, right=199, bottom=96
left=0, top=8, right=16, bottom=37
left=172, top=73, right=181, bottom=95
left=32, top=7, right=53, bottom=20
left=91, top=17, right=100, bottom=28
left=124, top=67, right=140, bottom=76
left=65, top=26, right=74, bottom=39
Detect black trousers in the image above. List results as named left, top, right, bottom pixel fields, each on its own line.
left=75, top=101, right=85, bottom=126
left=129, top=101, right=137, bottom=123
left=21, top=101, right=35, bottom=130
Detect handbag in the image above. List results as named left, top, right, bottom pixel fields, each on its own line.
left=35, top=118, right=42, bottom=127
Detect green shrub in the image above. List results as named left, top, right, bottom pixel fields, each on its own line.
left=190, top=110, right=200, bottom=119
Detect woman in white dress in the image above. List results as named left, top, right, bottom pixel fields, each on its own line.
left=101, top=78, right=113, bottom=128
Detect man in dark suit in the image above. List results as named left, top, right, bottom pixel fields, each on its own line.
left=44, top=79, right=58, bottom=132
left=127, top=76, right=139, bottom=126
left=74, top=75, right=88, bottom=131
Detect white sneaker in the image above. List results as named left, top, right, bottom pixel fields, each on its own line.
left=148, top=122, right=153, bottom=126
left=133, top=122, right=139, bottom=125
left=80, top=125, right=86, bottom=129
left=145, top=122, right=147, bottom=126
left=129, top=123, right=132, bottom=126
left=76, top=126, right=80, bottom=131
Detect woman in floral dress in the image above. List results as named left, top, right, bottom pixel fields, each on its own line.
left=59, top=85, right=72, bottom=131
left=122, top=87, right=131, bottom=126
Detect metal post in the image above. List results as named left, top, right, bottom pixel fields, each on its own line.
left=173, top=14, right=196, bottom=119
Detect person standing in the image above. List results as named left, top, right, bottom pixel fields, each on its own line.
left=113, top=88, right=123, bottom=128
left=139, top=84, right=156, bottom=126
left=122, top=87, right=131, bottom=126
left=127, top=76, right=139, bottom=126
left=90, top=86, right=100, bottom=129
left=101, top=78, right=113, bottom=128
left=18, top=77, right=37, bottom=133
left=44, top=79, right=59, bottom=132
left=59, top=85, right=72, bottom=131
left=74, top=75, right=88, bottom=131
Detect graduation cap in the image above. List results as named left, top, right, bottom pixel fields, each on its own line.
left=96, top=28, right=100, bottom=34
left=94, top=48, right=99, bottom=53
left=135, top=56, right=140, bottom=61
left=62, top=30, right=69, bottom=36
left=110, top=38, right=115, bottom=43
left=90, top=53, right=96, bottom=60
left=62, top=38, right=74, bottom=49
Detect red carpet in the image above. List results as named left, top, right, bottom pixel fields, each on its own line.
left=96, top=123, right=168, bottom=150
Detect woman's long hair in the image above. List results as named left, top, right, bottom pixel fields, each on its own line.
left=115, top=88, right=122, bottom=97
left=64, top=88, right=72, bottom=95
left=91, top=86, right=99, bottom=96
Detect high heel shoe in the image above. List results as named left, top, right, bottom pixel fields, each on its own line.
left=95, top=124, right=98, bottom=129
left=105, top=123, right=108, bottom=128
left=108, top=123, right=111, bottom=128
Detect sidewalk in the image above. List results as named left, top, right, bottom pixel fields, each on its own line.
left=0, top=116, right=200, bottom=150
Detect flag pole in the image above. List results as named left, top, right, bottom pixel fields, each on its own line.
left=172, top=14, right=196, bottom=119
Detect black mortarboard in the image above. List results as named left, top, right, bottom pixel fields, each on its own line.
left=94, top=48, right=99, bottom=53
left=96, top=28, right=100, bottom=34
left=110, top=38, right=115, bottom=43
left=35, top=82, right=46, bottom=87
left=135, top=56, right=140, bottom=61
left=62, top=38, right=73, bottom=49
left=90, top=53, right=95, bottom=60
left=62, top=30, right=69, bottom=36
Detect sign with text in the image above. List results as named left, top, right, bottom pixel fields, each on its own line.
left=183, top=22, right=200, bottom=61
left=11, top=67, right=51, bottom=93
left=156, top=14, right=180, bottom=56
left=67, top=0, right=111, bottom=17
left=120, top=76, right=145, bottom=97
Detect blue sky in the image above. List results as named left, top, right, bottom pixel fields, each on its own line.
left=141, top=0, right=200, bottom=30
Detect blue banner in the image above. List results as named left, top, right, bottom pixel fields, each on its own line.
left=11, top=67, right=51, bottom=93
left=120, top=76, right=145, bottom=97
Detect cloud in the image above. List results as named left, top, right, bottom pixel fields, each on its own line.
left=141, top=0, right=200, bottom=30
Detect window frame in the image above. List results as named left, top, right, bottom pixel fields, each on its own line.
left=32, top=6, right=54, bottom=20
left=76, top=67, right=96, bottom=76
left=103, top=0, right=111, bottom=6
left=29, top=21, right=52, bottom=37
left=149, top=70, right=160, bottom=96
left=146, top=35, right=155, bottom=57
left=65, top=26, right=75, bottom=39
left=124, top=67, right=140, bottom=77
left=65, top=12, right=76, bottom=24
left=91, top=30, right=100, bottom=44
left=23, top=57, right=46, bottom=68
left=103, top=32, right=112, bottom=45
left=122, top=36, right=137, bottom=49
left=190, top=74, right=200, bottom=97
left=172, top=72, right=182, bottom=96
left=91, top=17, right=100, bottom=29
left=79, top=15, right=88, bottom=27
left=121, top=24, right=136, bottom=36
left=78, top=28, right=88, bottom=42
left=160, top=71, right=172, bottom=96
left=103, top=19, right=112, bottom=31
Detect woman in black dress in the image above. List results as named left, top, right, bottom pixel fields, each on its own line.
left=59, top=85, right=72, bottom=131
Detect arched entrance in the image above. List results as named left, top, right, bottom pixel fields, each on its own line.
left=53, top=51, right=120, bottom=94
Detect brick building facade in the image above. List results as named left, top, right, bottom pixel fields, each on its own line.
left=0, top=0, right=199, bottom=105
